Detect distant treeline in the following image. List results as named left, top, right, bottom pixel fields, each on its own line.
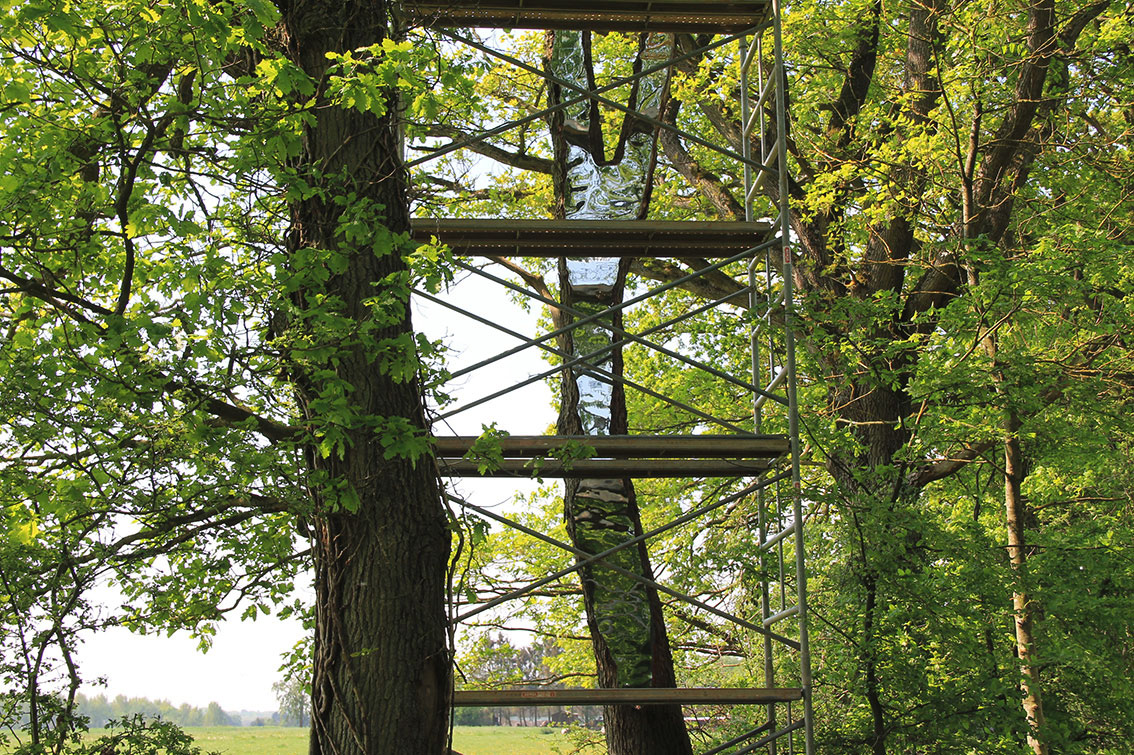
left=77, top=693, right=239, bottom=728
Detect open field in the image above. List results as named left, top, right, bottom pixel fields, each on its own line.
left=86, top=725, right=595, bottom=754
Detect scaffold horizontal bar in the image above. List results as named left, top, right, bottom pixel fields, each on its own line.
left=752, top=368, right=788, bottom=412
left=439, top=457, right=775, bottom=477
left=763, top=604, right=799, bottom=627
left=745, top=145, right=779, bottom=203
left=418, top=289, right=753, bottom=433
left=701, top=721, right=775, bottom=755
left=406, top=27, right=753, bottom=170
left=743, top=72, right=777, bottom=135
left=760, top=519, right=796, bottom=550
left=403, top=0, right=773, bottom=33
left=411, top=218, right=772, bottom=257
left=760, top=288, right=786, bottom=320
left=734, top=718, right=807, bottom=755
left=740, top=34, right=761, bottom=75
left=452, top=491, right=800, bottom=647
left=452, top=687, right=803, bottom=706
left=448, top=469, right=801, bottom=651
left=441, top=29, right=766, bottom=171
left=434, top=434, right=787, bottom=458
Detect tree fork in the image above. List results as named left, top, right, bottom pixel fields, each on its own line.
left=546, top=28, right=694, bottom=755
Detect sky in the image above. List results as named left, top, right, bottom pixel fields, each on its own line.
left=77, top=271, right=554, bottom=713
left=79, top=610, right=306, bottom=712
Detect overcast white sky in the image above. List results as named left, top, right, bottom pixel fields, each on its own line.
left=78, top=270, right=555, bottom=712
left=80, top=611, right=306, bottom=711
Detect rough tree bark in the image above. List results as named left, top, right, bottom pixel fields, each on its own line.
left=277, top=3, right=451, bottom=754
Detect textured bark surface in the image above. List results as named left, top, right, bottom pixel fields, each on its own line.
left=278, top=3, right=451, bottom=754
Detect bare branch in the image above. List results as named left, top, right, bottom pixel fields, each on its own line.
left=414, top=174, right=533, bottom=202
left=628, top=258, right=749, bottom=309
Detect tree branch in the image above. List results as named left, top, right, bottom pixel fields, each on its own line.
left=409, top=124, right=553, bottom=174
left=826, top=0, right=882, bottom=152
left=628, top=257, right=749, bottom=309
left=163, top=375, right=299, bottom=444
left=658, top=98, right=744, bottom=219
left=414, top=174, right=533, bottom=202
left=907, top=441, right=996, bottom=488
left=0, top=264, right=114, bottom=321
left=971, top=0, right=1057, bottom=241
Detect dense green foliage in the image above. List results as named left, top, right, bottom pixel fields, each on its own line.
left=440, top=2, right=1134, bottom=754
left=0, top=0, right=454, bottom=752
left=0, top=1, right=307, bottom=747
left=1, top=0, right=1132, bottom=753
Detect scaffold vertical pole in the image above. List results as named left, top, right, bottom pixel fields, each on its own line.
left=771, top=0, right=815, bottom=749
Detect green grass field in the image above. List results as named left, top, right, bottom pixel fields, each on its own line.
left=87, top=725, right=593, bottom=754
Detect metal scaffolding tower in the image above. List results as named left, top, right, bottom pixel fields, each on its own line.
left=401, top=1, right=812, bottom=751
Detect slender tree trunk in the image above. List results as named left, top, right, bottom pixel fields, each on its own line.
left=1004, top=410, right=1048, bottom=755
left=862, top=575, right=887, bottom=755
left=824, top=378, right=914, bottom=755
left=557, top=305, right=692, bottom=755
left=278, top=3, right=452, bottom=754
left=555, top=260, right=691, bottom=755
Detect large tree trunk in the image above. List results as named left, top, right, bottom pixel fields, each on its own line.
left=278, top=3, right=451, bottom=754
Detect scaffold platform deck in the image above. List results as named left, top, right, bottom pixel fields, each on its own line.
left=401, top=0, right=772, bottom=32
left=452, top=686, right=803, bottom=706
left=411, top=218, right=774, bottom=258
left=406, top=0, right=815, bottom=747
left=435, top=434, right=788, bottom=477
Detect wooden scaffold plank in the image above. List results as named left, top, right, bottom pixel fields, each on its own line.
left=401, top=0, right=773, bottom=33
left=434, top=434, right=787, bottom=457
left=434, top=434, right=788, bottom=477
left=452, top=687, right=803, bottom=706
left=410, top=218, right=773, bottom=258
left=438, top=458, right=776, bottom=477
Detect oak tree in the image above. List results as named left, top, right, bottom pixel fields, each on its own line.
left=0, top=1, right=456, bottom=753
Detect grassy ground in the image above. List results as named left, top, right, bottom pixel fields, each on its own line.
left=86, top=725, right=589, bottom=754
left=451, top=725, right=584, bottom=755
left=181, top=726, right=303, bottom=754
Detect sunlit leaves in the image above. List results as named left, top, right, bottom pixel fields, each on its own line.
left=324, top=37, right=477, bottom=122
left=255, top=57, right=315, bottom=98
left=0, top=3, right=321, bottom=742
